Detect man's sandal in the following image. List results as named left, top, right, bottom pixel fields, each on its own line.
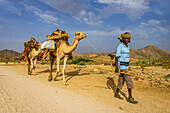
left=127, top=97, right=138, bottom=104
left=114, top=94, right=123, bottom=100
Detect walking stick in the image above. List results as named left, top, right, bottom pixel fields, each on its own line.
left=96, top=67, right=144, bottom=79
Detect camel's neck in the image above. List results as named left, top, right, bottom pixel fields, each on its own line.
left=37, top=47, right=41, bottom=54
left=61, top=37, right=79, bottom=54
left=32, top=47, right=41, bottom=56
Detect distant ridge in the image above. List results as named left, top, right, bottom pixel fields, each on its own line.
left=0, top=45, right=169, bottom=60
left=130, top=45, right=170, bottom=58
left=72, top=45, right=170, bottom=58
left=72, top=51, right=99, bottom=58
left=0, top=49, right=21, bottom=58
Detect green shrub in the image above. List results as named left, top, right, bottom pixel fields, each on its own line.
left=133, top=54, right=163, bottom=67
left=40, top=62, right=46, bottom=65
left=67, top=58, right=94, bottom=64
left=79, top=63, right=85, bottom=65
left=108, top=53, right=115, bottom=60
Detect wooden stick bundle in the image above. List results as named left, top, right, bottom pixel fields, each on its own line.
left=96, top=67, right=144, bottom=79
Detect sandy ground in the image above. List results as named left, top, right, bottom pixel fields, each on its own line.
left=0, top=62, right=170, bottom=113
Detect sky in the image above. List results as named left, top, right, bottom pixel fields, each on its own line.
left=0, top=0, right=170, bottom=53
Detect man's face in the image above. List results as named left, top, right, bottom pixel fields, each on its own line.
left=123, top=38, right=131, bottom=44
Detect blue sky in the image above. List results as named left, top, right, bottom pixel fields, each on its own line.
left=0, top=0, right=170, bottom=53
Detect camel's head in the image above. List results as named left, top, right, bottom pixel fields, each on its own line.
left=74, top=32, right=87, bottom=40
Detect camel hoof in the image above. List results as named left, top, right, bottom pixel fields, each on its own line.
left=48, top=79, right=52, bottom=81
left=54, top=77, right=58, bottom=81
left=64, top=83, right=68, bottom=86
left=33, top=72, right=35, bottom=76
left=63, top=81, right=68, bottom=85
left=48, top=77, right=52, bottom=81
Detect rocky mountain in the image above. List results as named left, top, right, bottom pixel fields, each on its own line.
left=0, top=49, right=21, bottom=58
left=73, top=45, right=170, bottom=59
left=130, top=45, right=170, bottom=58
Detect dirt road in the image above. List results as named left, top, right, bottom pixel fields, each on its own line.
left=0, top=66, right=121, bottom=113
left=0, top=63, right=170, bottom=113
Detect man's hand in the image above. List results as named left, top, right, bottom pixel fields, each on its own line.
left=115, top=66, right=119, bottom=73
left=112, top=63, right=116, bottom=67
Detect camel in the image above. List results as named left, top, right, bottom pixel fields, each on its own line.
left=27, top=31, right=68, bottom=75
left=27, top=44, right=42, bottom=75
left=40, top=30, right=70, bottom=58
left=48, top=32, right=87, bottom=85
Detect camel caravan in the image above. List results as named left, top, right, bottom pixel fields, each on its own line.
left=20, top=29, right=87, bottom=84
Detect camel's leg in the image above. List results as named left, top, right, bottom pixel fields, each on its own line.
left=49, top=53, right=55, bottom=81
left=32, top=58, right=37, bottom=76
left=27, top=57, right=31, bottom=75
left=54, top=58, right=60, bottom=81
left=62, top=56, right=68, bottom=85
left=30, top=58, right=34, bottom=75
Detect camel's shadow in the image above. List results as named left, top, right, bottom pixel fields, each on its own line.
left=106, top=77, right=128, bottom=100
left=36, top=69, right=55, bottom=74
left=53, top=71, right=90, bottom=83
left=36, top=69, right=90, bottom=83
left=65, top=71, right=90, bottom=82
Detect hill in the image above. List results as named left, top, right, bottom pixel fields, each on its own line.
left=0, top=49, right=21, bottom=58
left=73, top=45, right=170, bottom=59
left=72, top=51, right=99, bottom=58
left=0, top=45, right=169, bottom=61
left=130, top=45, right=170, bottom=58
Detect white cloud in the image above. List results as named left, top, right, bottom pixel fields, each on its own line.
left=152, top=28, right=158, bottom=32
left=140, top=22, right=148, bottom=27
left=0, top=0, right=21, bottom=16
left=84, top=28, right=133, bottom=39
left=158, top=26, right=169, bottom=34
left=140, top=19, right=169, bottom=34
left=39, top=0, right=88, bottom=14
left=97, top=0, right=149, bottom=8
left=96, top=0, right=150, bottom=19
left=154, top=9, right=163, bottom=15
left=133, top=32, right=149, bottom=39
left=39, top=0, right=103, bottom=26
left=24, top=4, right=63, bottom=26
left=148, top=19, right=160, bottom=26
left=140, top=19, right=160, bottom=27
left=79, top=10, right=103, bottom=26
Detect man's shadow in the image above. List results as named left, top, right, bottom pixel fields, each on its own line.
left=106, top=77, right=128, bottom=100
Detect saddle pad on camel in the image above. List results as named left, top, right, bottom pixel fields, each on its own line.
left=41, top=40, right=56, bottom=50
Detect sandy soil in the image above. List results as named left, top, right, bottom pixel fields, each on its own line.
left=0, top=62, right=170, bottom=113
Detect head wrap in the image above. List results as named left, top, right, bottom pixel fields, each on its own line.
left=122, top=33, right=131, bottom=38
left=118, top=34, right=123, bottom=41
left=118, top=33, right=131, bottom=41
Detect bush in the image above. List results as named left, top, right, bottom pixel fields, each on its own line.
left=67, top=58, right=94, bottom=64
left=40, top=62, right=46, bottom=65
left=79, top=63, right=85, bottom=65
left=133, top=54, right=163, bottom=67
left=108, top=53, right=115, bottom=60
